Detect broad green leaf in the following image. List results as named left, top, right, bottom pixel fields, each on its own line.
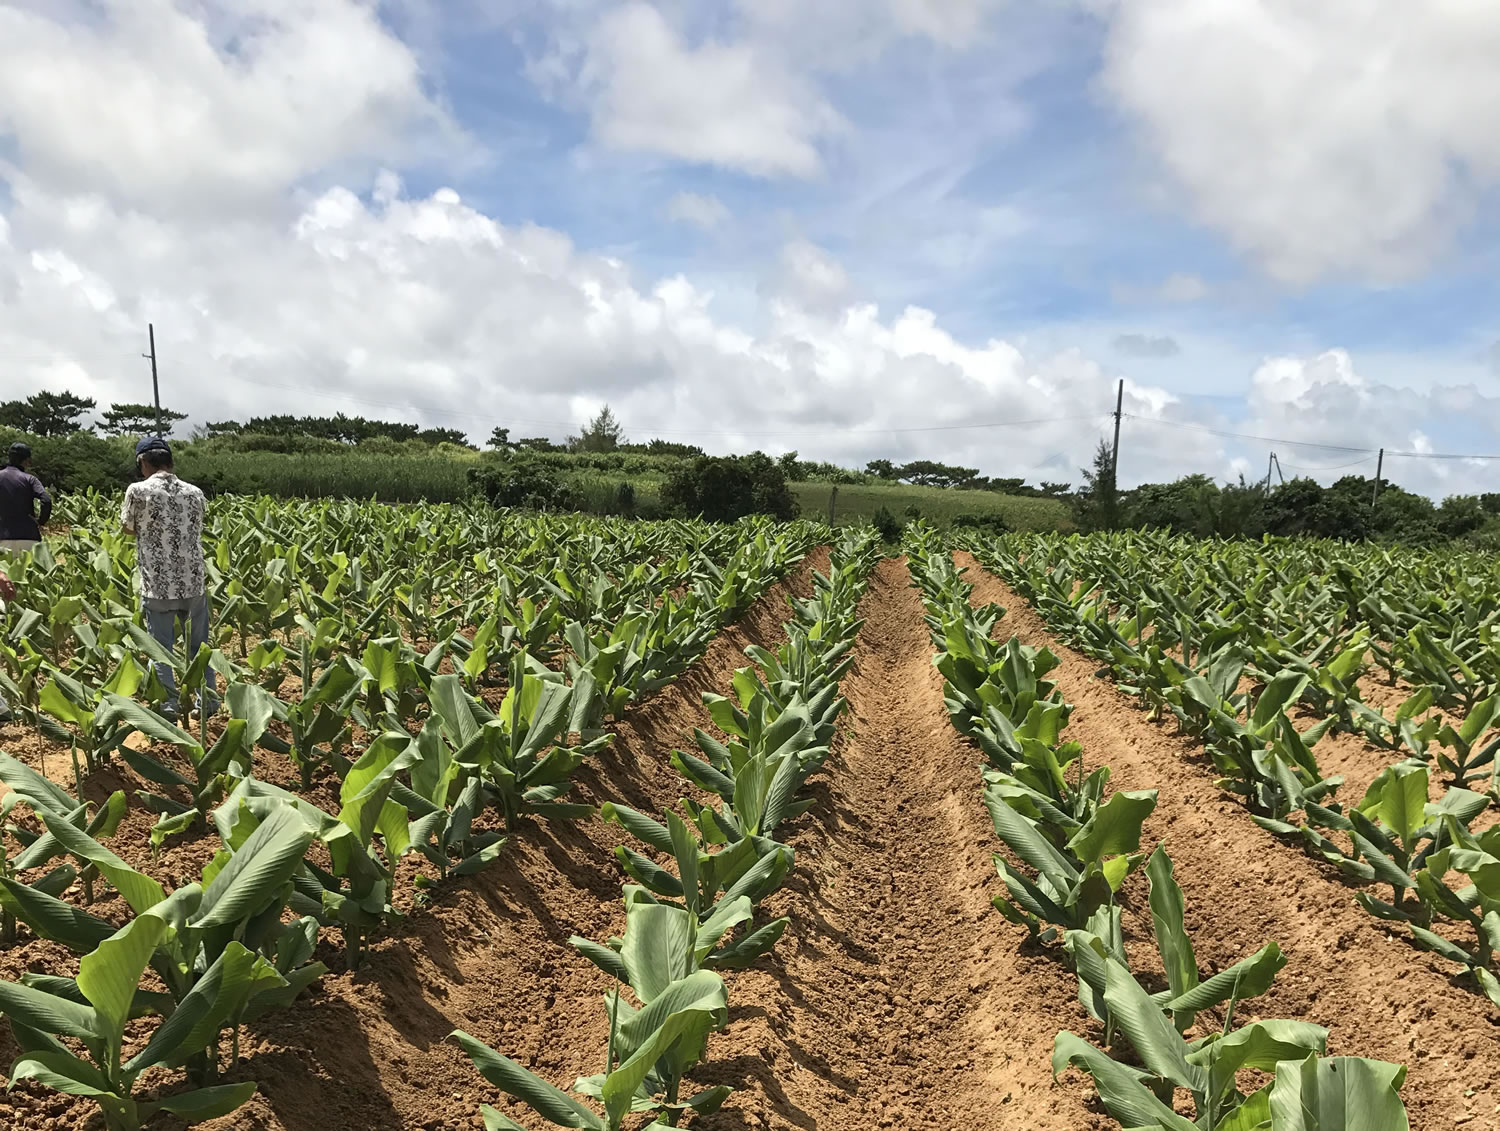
left=1051, top=1031, right=1198, bottom=1131
left=619, top=902, right=695, bottom=1003
left=152, top=1081, right=259, bottom=1123
left=77, top=913, right=169, bottom=1039
left=37, top=809, right=165, bottom=914
left=1267, top=1055, right=1410, bottom=1131
left=1067, top=790, right=1157, bottom=865
left=449, top=1029, right=606, bottom=1131
left=1146, top=846, right=1198, bottom=1025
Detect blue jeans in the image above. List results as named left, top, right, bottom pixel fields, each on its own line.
left=144, top=593, right=217, bottom=714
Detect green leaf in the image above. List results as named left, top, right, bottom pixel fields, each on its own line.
left=449, top=1029, right=606, bottom=1131
left=1375, top=765, right=1428, bottom=846
left=1267, top=1055, right=1410, bottom=1131
left=35, top=809, right=165, bottom=914
left=619, top=902, right=695, bottom=1003
left=8, top=1049, right=117, bottom=1098
left=77, top=913, right=169, bottom=1040
left=1102, top=954, right=1205, bottom=1094
left=1165, top=943, right=1285, bottom=1014
left=153, top=1081, right=260, bottom=1123
left=0, top=979, right=102, bottom=1042
left=0, top=877, right=117, bottom=953
left=191, top=803, right=314, bottom=929
left=1188, top=1020, right=1327, bottom=1110
left=1051, top=1031, right=1198, bottom=1131
left=1146, top=846, right=1198, bottom=1027
left=1066, top=790, right=1157, bottom=864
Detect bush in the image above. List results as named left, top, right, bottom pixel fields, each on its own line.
left=872, top=505, right=903, bottom=544
left=616, top=481, right=637, bottom=515
left=951, top=512, right=1010, bottom=534
left=661, top=452, right=798, bottom=522
left=0, top=428, right=134, bottom=495
left=467, top=456, right=580, bottom=511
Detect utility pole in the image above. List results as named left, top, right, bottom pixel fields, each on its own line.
left=1371, top=448, right=1384, bottom=508
left=1110, top=378, right=1124, bottom=484
left=1265, top=451, right=1275, bottom=491
left=142, top=323, right=163, bottom=436
left=827, top=485, right=838, bottom=526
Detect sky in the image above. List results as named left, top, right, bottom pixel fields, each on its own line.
left=2, top=0, right=1500, bottom=496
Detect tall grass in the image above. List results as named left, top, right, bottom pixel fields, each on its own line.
left=791, top=481, right=1073, bottom=531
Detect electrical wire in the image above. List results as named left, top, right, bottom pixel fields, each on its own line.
left=1123, top=414, right=1500, bottom=462
left=1276, top=454, right=1379, bottom=473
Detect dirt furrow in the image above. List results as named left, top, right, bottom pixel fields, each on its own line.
left=959, top=553, right=1500, bottom=1131
left=709, top=557, right=1104, bottom=1131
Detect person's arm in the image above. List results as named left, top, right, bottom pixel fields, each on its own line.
left=120, top=486, right=137, bottom=537
left=32, top=475, right=52, bottom=528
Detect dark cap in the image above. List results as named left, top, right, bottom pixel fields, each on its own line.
left=7, top=442, right=31, bottom=465
left=135, top=436, right=172, bottom=458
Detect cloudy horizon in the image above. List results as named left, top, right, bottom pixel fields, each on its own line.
left=2, top=0, right=1499, bottom=496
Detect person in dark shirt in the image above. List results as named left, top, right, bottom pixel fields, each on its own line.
left=0, top=442, right=52, bottom=554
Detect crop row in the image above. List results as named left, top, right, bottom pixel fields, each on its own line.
left=963, top=530, right=1500, bottom=1009
left=0, top=521, right=878, bottom=1130
left=450, top=526, right=882, bottom=1129
left=903, top=525, right=1414, bottom=1131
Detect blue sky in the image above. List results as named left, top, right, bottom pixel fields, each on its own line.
left=2, top=0, right=1499, bottom=493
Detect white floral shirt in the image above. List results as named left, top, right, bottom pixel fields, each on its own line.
left=121, top=472, right=207, bottom=600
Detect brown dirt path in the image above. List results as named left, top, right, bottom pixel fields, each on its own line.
left=0, top=554, right=827, bottom=1131
left=700, top=557, right=1106, bottom=1131
left=958, top=553, right=1500, bottom=1131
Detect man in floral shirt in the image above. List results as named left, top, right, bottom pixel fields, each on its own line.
left=121, top=436, right=215, bottom=720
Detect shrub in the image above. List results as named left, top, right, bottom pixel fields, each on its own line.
left=951, top=512, right=1010, bottom=534
left=661, top=452, right=798, bottom=522
left=467, top=456, right=580, bottom=511
left=872, top=505, right=903, bottom=544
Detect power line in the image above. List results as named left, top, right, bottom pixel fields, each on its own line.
left=1123, top=413, right=1500, bottom=462
left=1277, top=454, right=1379, bottom=473
left=1122, top=414, right=1376, bottom=454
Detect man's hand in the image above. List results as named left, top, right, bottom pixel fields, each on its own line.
left=0, top=572, right=14, bottom=602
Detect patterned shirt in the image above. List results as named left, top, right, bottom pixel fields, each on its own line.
left=121, top=473, right=207, bottom=600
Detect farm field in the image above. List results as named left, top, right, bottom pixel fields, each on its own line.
left=0, top=502, right=1494, bottom=1131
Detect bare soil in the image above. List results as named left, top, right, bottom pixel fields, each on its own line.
left=958, top=553, right=1500, bottom=1131
left=691, top=557, right=1105, bottom=1131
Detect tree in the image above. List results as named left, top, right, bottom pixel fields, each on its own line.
left=1076, top=439, right=1119, bottom=531
left=865, top=459, right=899, bottom=480
left=98, top=401, right=188, bottom=437
left=662, top=451, right=798, bottom=522
left=1040, top=481, right=1072, bottom=497
left=777, top=450, right=806, bottom=481
left=417, top=427, right=474, bottom=448
left=487, top=427, right=513, bottom=451
left=568, top=405, right=625, bottom=453
left=0, top=390, right=96, bottom=436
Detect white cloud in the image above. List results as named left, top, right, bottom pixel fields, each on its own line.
left=1098, top=1, right=1500, bottom=282
left=0, top=0, right=457, bottom=217
left=579, top=3, right=842, bottom=177
left=665, top=192, right=730, bottom=230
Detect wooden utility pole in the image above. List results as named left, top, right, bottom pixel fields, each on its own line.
left=827, top=485, right=838, bottom=525
left=142, top=323, right=163, bottom=435
left=1371, top=448, right=1384, bottom=507
left=1110, top=378, right=1124, bottom=484
left=1265, top=451, right=1274, bottom=490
